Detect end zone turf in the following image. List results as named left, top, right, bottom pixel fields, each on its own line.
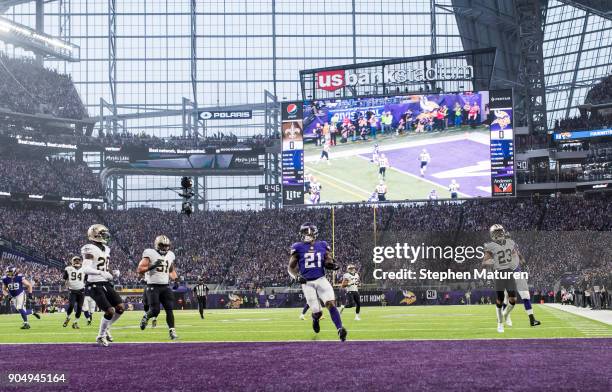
left=1, top=339, right=610, bottom=392
left=1, top=306, right=610, bottom=391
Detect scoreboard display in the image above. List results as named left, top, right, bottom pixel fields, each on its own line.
left=488, top=89, right=515, bottom=196
left=280, top=102, right=305, bottom=205
left=282, top=90, right=515, bottom=205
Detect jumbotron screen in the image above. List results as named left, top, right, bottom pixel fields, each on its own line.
left=281, top=90, right=515, bottom=205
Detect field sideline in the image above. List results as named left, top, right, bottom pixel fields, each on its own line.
left=1, top=304, right=611, bottom=344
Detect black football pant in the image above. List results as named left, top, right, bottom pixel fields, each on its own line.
left=146, top=284, right=175, bottom=328
left=67, top=290, right=85, bottom=319
left=142, top=289, right=149, bottom=312
left=197, top=296, right=207, bottom=318
left=344, top=291, right=361, bottom=314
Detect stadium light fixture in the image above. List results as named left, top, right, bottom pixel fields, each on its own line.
left=0, top=16, right=80, bottom=62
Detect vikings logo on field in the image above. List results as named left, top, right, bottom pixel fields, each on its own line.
left=491, top=110, right=511, bottom=130
left=399, top=290, right=417, bottom=305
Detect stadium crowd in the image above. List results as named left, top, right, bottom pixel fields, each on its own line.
left=552, top=112, right=612, bottom=132
left=0, top=153, right=103, bottom=197
left=585, top=75, right=612, bottom=105
left=0, top=54, right=87, bottom=119
left=0, top=195, right=610, bottom=295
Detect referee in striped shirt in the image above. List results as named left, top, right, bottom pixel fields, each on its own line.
left=193, top=279, right=209, bottom=319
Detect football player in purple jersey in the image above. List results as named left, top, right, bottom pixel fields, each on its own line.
left=288, top=223, right=347, bottom=341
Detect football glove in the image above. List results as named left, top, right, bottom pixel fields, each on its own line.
left=148, top=259, right=164, bottom=271
left=290, top=275, right=307, bottom=285
left=324, top=262, right=340, bottom=270
left=172, top=281, right=179, bottom=290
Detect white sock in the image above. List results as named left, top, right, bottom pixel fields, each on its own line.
left=496, top=307, right=503, bottom=323
left=110, top=312, right=121, bottom=325
left=503, top=303, right=515, bottom=318
left=526, top=309, right=533, bottom=315
left=98, top=317, right=112, bottom=338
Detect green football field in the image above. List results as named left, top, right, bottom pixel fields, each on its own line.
left=1, top=305, right=610, bottom=344
left=303, top=128, right=490, bottom=203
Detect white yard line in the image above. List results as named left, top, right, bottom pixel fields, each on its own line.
left=356, top=155, right=473, bottom=198
left=308, top=165, right=373, bottom=197
left=0, top=336, right=609, bottom=345
left=543, top=303, right=612, bottom=326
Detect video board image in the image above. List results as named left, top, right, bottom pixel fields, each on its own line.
left=292, top=90, right=514, bottom=204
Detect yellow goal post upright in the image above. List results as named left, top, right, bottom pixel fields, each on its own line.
left=331, top=205, right=339, bottom=287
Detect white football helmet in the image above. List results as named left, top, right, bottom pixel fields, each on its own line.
left=489, top=224, right=507, bottom=243
left=154, top=235, right=171, bottom=254
left=87, top=224, right=110, bottom=244
left=70, top=256, right=82, bottom=268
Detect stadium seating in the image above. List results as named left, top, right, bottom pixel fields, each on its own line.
left=0, top=195, right=610, bottom=293
left=0, top=54, right=87, bottom=119
left=0, top=154, right=103, bottom=198
left=585, top=75, right=612, bottom=105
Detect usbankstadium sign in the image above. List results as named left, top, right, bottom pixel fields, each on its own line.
left=300, top=48, right=496, bottom=100
left=316, top=65, right=474, bottom=92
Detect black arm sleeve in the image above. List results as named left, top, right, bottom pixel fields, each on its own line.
left=63, top=271, right=69, bottom=280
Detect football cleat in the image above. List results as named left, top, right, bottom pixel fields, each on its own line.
left=338, top=327, right=347, bottom=342
left=497, top=323, right=504, bottom=333
left=140, top=315, right=149, bottom=330
left=151, top=318, right=157, bottom=329
left=87, top=318, right=92, bottom=326
left=32, top=312, right=41, bottom=320
left=355, top=315, right=361, bottom=321
left=169, top=328, right=178, bottom=340
left=505, top=315, right=512, bottom=327
left=299, top=314, right=305, bottom=320
left=72, top=322, right=80, bottom=329
left=20, top=323, right=31, bottom=330
left=530, top=319, right=541, bottom=327
left=96, top=337, right=109, bottom=347
left=105, top=332, right=113, bottom=342
left=63, top=318, right=70, bottom=327
left=312, top=317, right=321, bottom=333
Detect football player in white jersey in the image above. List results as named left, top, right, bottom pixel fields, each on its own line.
left=309, top=179, right=321, bottom=205
left=137, top=235, right=179, bottom=340
left=448, top=179, right=460, bottom=199
left=62, top=256, right=86, bottom=329
left=482, top=224, right=521, bottom=333
left=419, top=149, right=431, bottom=176
left=378, top=154, right=389, bottom=180
left=81, top=224, right=124, bottom=347
left=339, top=264, right=361, bottom=320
